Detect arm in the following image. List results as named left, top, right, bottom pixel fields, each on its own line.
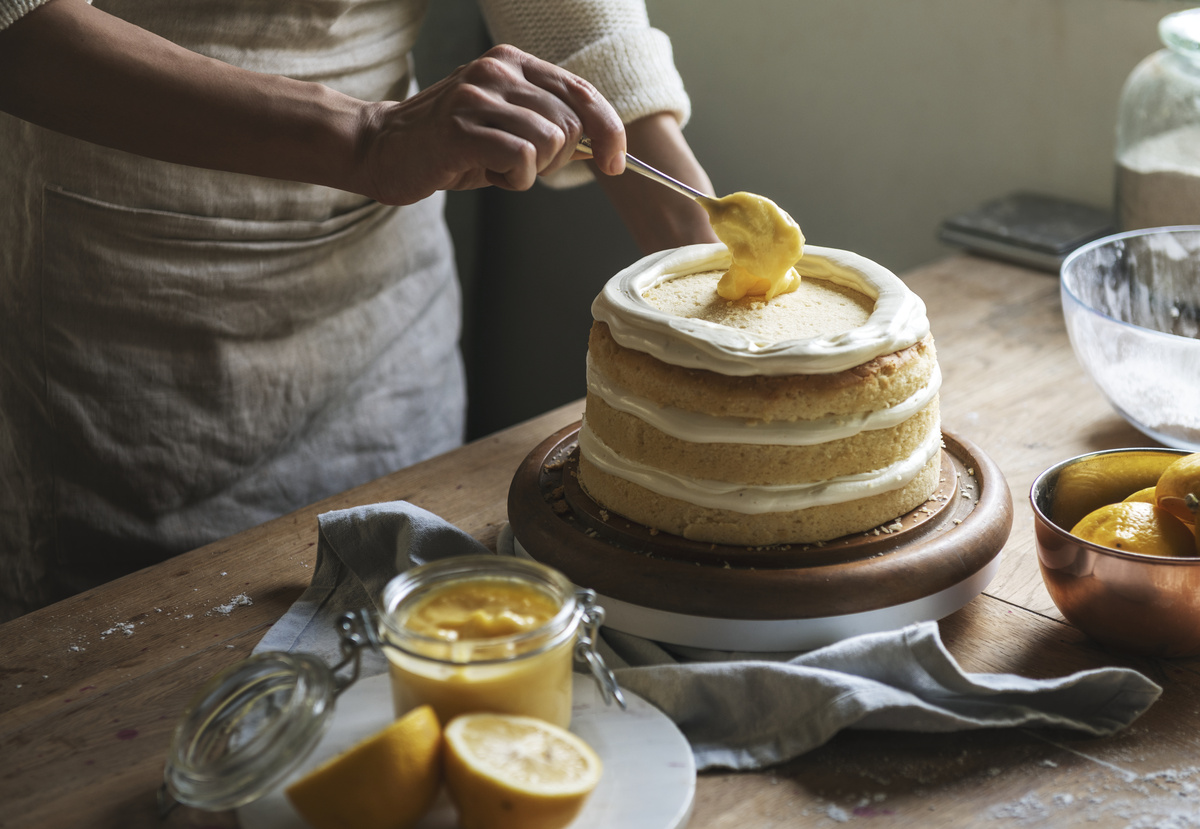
left=0, top=0, right=627, bottom=204
left=590, top=112, right=719, bottom=253
left=475, top=0, right=718, bottom=253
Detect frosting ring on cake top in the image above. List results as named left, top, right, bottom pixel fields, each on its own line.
left=591, top=242, right=931, bottom=376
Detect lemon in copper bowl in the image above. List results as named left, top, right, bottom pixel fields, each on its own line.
left=1060, top=227, right=1200, bottom=451
left=1030, top=447, right=1200, bottom=657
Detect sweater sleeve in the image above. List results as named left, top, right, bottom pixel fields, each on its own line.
left=476, top=0, right=692, bottom=188
left=0, top=0, right=52, bottom=30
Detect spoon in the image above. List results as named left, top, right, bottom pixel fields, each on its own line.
left=575, top=137, right=714, bottom=205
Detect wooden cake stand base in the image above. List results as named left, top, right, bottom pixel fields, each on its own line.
left=507, top=423, right=1013, bottom=651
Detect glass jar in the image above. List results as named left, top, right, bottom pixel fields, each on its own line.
left=161, top=652, right=340, bottom=813
left=159, top=556, right=621, bottom=815
left=379, top=556, right=592, bottom=729
left=1115, top=8, right=1200, bottom=230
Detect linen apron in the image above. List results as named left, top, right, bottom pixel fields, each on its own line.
left=0, top=0, right=466, bottom=619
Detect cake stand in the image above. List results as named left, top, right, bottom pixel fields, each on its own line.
left=507, top=423, right=1013, bottom=652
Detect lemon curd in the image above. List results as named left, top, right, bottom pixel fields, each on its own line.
left=703, top=191, right=805, bottom=301
left=401, top=581, right=559, bottom=641
left=380, top=559, right=581, bottom=729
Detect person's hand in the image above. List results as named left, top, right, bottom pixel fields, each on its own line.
left=354, top=45, right=627, bottom=205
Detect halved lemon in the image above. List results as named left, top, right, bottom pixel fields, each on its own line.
left=443, top=712, right=602, bottom=829
left=285, top=704, right=442, bottom=829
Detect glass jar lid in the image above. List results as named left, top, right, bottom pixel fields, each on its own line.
left=1161, top=8, right=1200, bottom=61
left=161, top=651, right=338, bottom=812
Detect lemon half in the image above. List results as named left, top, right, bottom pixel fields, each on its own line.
left=444, top=712, right=602, bottom=829
left=285, top=704, right=442, bottom=829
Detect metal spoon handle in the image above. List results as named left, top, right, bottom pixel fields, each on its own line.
left=576, top=138, right=712, bottom=205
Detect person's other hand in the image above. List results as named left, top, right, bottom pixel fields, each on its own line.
left=356, top=45, right=626, bottom=205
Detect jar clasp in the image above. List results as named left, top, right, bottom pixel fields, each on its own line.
left=574, top=588, right=627, bottom=710
left=331, top=608, right=382, bottom=696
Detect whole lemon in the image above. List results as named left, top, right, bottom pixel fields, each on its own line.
left=1051, top=451, right=1181, bottom=530
left=1123, top=486, right=1158, bottom=504
left=1071, top=501, right=1196, bottom=558
left=1155, top=453, right=1200, bottom=527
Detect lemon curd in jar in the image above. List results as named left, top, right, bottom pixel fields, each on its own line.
left=380, top=557, right=580, bottom=729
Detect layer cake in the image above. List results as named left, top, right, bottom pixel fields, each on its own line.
left=577, top=242, right=942, bottom=547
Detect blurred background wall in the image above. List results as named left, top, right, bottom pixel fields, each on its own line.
left=413, top=0, right=1193, bottom=440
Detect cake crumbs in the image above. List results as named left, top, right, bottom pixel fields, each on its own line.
left=99, top=622, right=135, bottom=639
left=210, top=594, right=253, bottom=616
left=825, top=804, right=851, bottom=823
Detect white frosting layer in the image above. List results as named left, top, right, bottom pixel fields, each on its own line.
left=592, top=243, right=930, bottom=376
left=587, top=356, right=941, bottom=445
left=578, top=420, right=943, bottom=515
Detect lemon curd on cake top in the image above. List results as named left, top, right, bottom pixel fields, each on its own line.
left=577, top=242, right=942, bottom=547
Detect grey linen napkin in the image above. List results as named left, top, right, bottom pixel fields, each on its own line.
left=255, top=500, right=1162, bottom=771
left=254, top=500, right=491, bottom=676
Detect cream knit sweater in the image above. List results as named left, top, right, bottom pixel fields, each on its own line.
left=479, top=0, right=690, bottom=186
left=0, top=0, right=690, bottom=186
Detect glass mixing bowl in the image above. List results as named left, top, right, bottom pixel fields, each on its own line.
left=1060, top=226, right=1200, bottom=451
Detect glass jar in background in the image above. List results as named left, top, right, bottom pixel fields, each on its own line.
left=1115, top=8, right=1200, bottom=230
left=379, top=555, right=599, bottom=729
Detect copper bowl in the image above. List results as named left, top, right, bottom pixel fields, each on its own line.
left=1030, top=448, right=1200, bottom=658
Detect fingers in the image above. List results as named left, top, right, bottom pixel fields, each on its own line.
left=450, top=45, right=626, bottom=187
left=497, top=47, right=626, bottom=176
left=359, top=45, right=628, bottom=203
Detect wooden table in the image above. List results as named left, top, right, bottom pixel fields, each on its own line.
left=4, top=254, right=1199, bottom=829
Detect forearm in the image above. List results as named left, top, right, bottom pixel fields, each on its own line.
left=0, top=0, right=371, bottom=195
left=591, top=113, right=718, bottom=254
